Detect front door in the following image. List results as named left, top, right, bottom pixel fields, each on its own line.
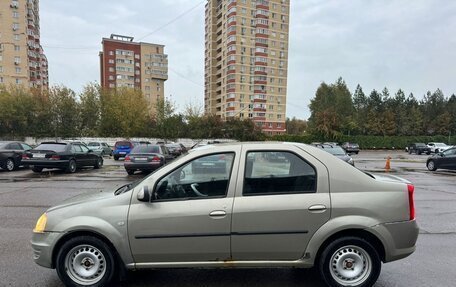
left=231, top=147, right=331, bottom=261
left=128, top=151, right=239, bottom=263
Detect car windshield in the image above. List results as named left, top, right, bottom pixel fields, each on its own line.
left=434, top=143, right=446, bottom=147
left=0, top=142, right=8, bottom=149
left=88, top=142, right=100, bottom=146
left=416, top=143, right=426, bottom=147
left=35, top=143, right=67, bottom=152
left=131, top=145, right=161, bottom=154
left=325, top=146, right=346, bottom=155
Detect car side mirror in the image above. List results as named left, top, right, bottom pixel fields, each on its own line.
left=137, top=186, right=151, bottom=202
left=439, top=153, right=445, bottom=157
left=88, top=149, right=93, bottom=153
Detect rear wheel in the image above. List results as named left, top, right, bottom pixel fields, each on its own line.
left=114, top=155, right=119, bottom=161
left=318, top=236, right=381, bottom=287
left=427, top=160, right=437, bottom=171
left=126, top=169, right=135, bottom=175
left=5, top=158, right=16, bottom=171
left=32, top=167, right=43, bottom=173
left=66, top=160, right=77, bottom=173
left=56, top=236, right=116, bottom=287
left=94, top=157, right=103, bottom=169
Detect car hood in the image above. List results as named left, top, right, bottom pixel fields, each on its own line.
left=47, top=190, right=113, bottom=212
left=369, top=173, right=411, bottom=184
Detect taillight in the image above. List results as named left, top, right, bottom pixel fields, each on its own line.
left=125, top=155, right=131, bottom=162
left=407, top=184, right=415, bottom=220
left=151, top=156, right=161, bottom=162
left=50, top=155, right=60, bottom=160
left=22, top=154, right=30, bottom=160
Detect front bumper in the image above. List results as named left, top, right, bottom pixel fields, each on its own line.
left=370, top=220, right=419, bottom=262
left=31, top=231, right=62, bottom=269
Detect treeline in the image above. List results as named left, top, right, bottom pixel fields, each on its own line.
left=308, top=78, right=456, bottom=139
left=0, top=84, right=264, bottom=141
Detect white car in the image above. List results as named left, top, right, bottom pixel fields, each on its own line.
left=427, top=142, right=451, bottom=153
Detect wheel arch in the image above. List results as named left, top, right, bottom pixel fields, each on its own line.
left=314, top=229, right=386, bottom=265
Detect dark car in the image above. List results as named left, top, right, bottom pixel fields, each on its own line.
left=408, top=143, right=431, bottom=155
left=22, top=142, right=103, bottom=173
left=315, top=144, right=355, bottom=166
left=426, top=147, right=456, bottom=171
left=124, top=145, right=174, bottom=175
left=342, top=142, right=360, bottom=154
left=0, top=141, right=33, bottom=171
left=166, top=143, right=188, bottom=157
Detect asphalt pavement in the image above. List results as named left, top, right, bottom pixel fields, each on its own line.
left=0, top=150, right=455, bottom=287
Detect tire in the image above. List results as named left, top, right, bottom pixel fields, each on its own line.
left=318, top=236, right=381, bottom=287
left=427, top=160, right=437, bottom=171
left=5, top=158, right=16, bottom=171
left=94, top=157, right=103, bottom=169
left=408, top=149, right=412, bottom=154
left=114, top=155, right=119, bottom=161
left=56, top=236, right=116, bottom=287
left=66, top=159, right=77, bottom=173
left=426, top=151, right=431, bottom=155
left=355, top=151, right=359, bottom=155
left=418, top=151, right=421, bottom=155
left=126, top=169, right=135, bottom=175
left=32, top=167, right=43, bottom=173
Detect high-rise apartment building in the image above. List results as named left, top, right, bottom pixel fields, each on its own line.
left=205, top=0, right=290, bottom=134
left=99, top=34, right=168, bottom=113
left=0, top=0, right=48, bottom=88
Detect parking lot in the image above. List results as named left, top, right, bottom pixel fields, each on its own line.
left=0, top=150, right=455, bottom=287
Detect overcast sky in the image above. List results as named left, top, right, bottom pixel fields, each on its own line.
left=40, top=0, right=456, bottom=119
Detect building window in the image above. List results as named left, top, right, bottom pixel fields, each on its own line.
left=0, top=77, right=3, bottom=83
left=109, top=51, right=114, bottom=56
left=16, top=78, right=21, bottom=84
left=0, top=66, right=3, bottom=73
left=14, top=45, right=20, bottom=51
left=13, top=11, right=19, bottom=18
left=12, top=23, right=19, bottom=31
left=15, top=67, right=21, bottom=74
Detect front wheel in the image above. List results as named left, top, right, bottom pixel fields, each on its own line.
left=427, top=160, right=437, bottom=171
left=56, top=236, right=116, bottom=287
left=318, top=236, right=381, bottom=287
left=114, top=155, right=119, bottom=161
left=5, top=158, right=16, bottom=171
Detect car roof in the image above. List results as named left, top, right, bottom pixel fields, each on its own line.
left=40, top=141, right=69, bottom=145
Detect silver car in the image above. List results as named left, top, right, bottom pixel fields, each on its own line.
left=31, top=142, right=418, bottom=287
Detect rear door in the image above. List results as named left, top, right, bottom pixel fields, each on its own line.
left=441, top=148, right=456, bottom=169
left=231, top=144, right=330, bottom=260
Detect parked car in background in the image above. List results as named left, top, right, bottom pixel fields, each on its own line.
left=426, top=147, right=456, bottom=171
left=113, top=141, right=138, bottom=160
left=124, top=144, right=174, bottom=175
left=323, top=142, right=339, bottom=146
left=166, top=143, right=188, bottom=157
left=341, top=142, right=360, bottom=154
left=23, top=142, right=103, bottom=173
left=426, top=142, right=451, bottom=154
left=0, top=141, right=33, bottom=171
left=315, top=144, right=355, bottom=166
left=87, top=141, right=113, bottom=156
left=408, top=143, right=431, bottom=155
left=32, top=142, right=418, bottom=287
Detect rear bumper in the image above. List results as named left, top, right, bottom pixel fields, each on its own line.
left=23, top=160, right=69, bottom=168
left=370, top=220, right=419, bottom=262
left=124, top=162, right=162, bottom=170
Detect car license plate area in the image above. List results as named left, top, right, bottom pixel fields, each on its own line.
left=33, top=153, right=46, bottom=158
left=135, top=157, right=147, bottom=161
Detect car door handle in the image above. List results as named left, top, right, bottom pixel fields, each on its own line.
left=209, top=210, right=226, bottom=218
left=308, top=205, right=327, bottom=213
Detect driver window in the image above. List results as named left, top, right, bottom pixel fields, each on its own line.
left=154, top=153, right=235, bottom=201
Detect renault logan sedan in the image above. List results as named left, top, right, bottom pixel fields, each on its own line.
left=31, top=142, right=418, bottom=287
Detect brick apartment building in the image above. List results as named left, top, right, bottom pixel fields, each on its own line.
left=0, top=0, right=48, bottom=88
left=204, top=0, right=290, bottom=135
left=99, top=34, right=168, bottom=114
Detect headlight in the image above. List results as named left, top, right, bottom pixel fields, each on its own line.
left=33, top=213, right=47, bottom=233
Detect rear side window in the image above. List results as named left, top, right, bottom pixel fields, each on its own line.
left=9, top=143, right=22, bottom=150
left=36, top=144, right=68, bottom=152
left=243, top=151, right=316, bottom=196
left=21, top=143, right=32, bottom=150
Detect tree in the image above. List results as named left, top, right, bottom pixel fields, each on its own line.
left=286, top=117, right=307, bottom=135
left=79, top=83, right=101, bottom=136
left=48, top=86, right=80, bottom=138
